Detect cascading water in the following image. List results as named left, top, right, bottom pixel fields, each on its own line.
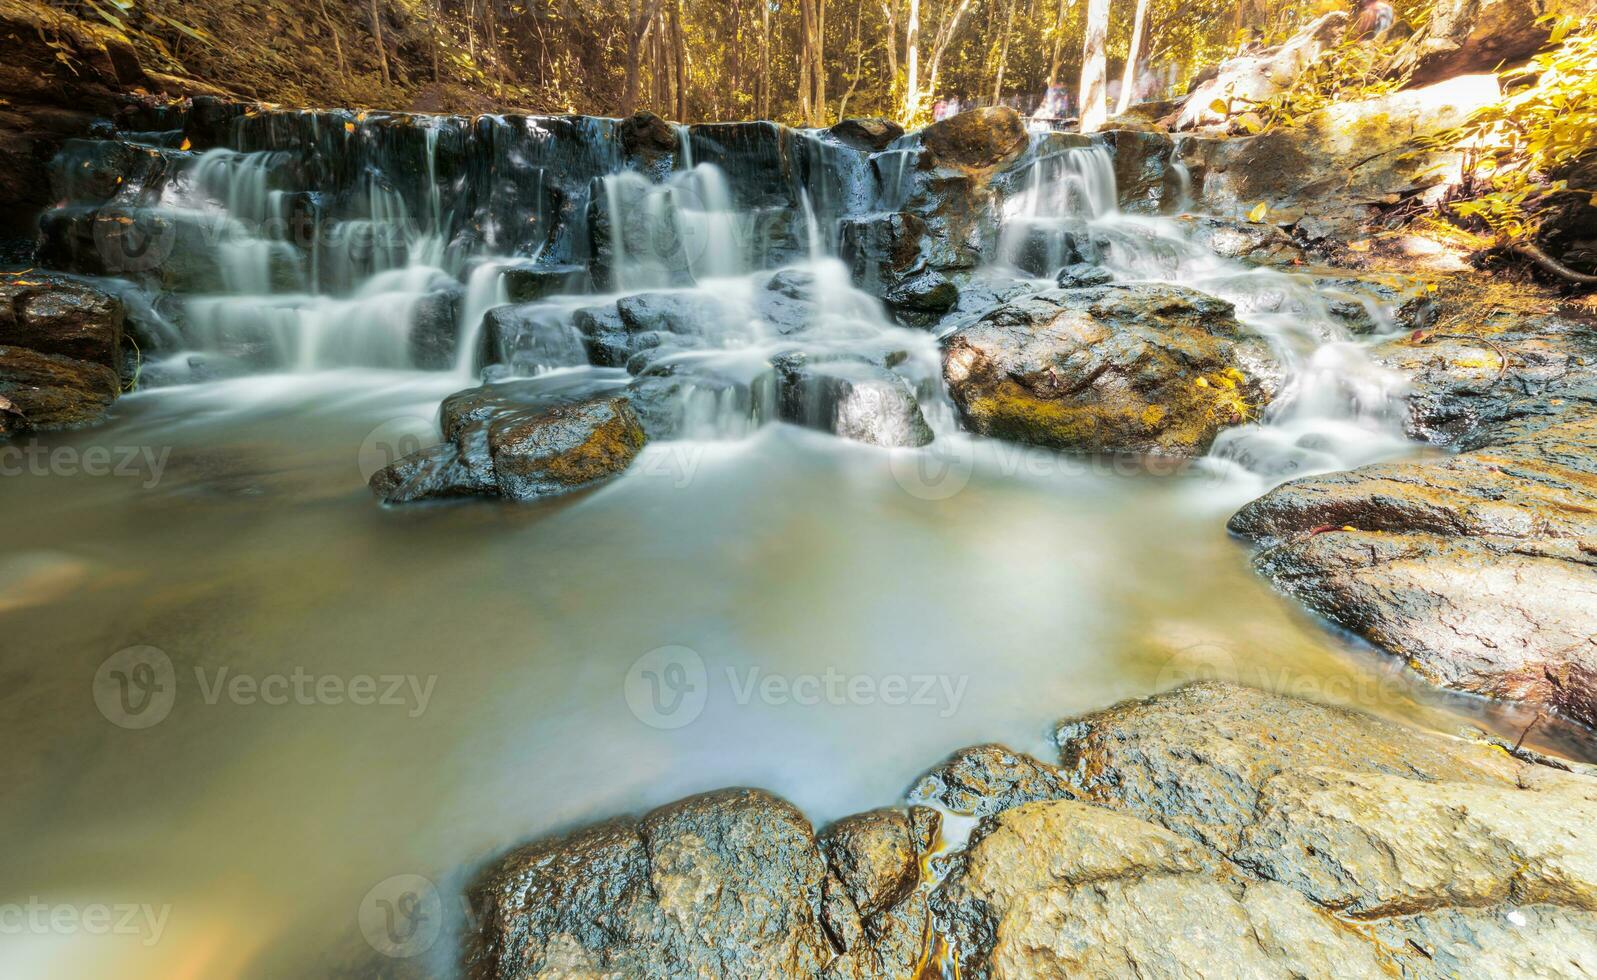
left=993, top=135, right=1415, bottom=491
left=16, top=106, right=1567, bottom=980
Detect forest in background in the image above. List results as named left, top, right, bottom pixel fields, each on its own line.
left=38, top=0, right=1432, bottom=124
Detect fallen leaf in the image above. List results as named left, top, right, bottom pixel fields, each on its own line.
left=179, top=137, right=192, bottom=150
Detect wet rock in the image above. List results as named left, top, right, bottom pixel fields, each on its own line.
left=1174, top=215, right=1302, bottom=266
left=918, top=107, right=1027, bottom=173
left=0, top=344, right=120, bottom=430
left=826, top=118, right=905, bottom=153
left=909, top=744, right=1076, bottom=817
left=1055, top=682, right=1522, bottom=853
left=370, top=378, right=637, bottom=504
left=37, top=204, right=298, bottom=293
left=622, top=369, right=775, bottom=441
left=483, top=303, right=590, bottom=375
left=1099, top=130, right=1181, bottom=214
left=930, top=799, right=1385, bottom=980
left=1232, top=766, right=1597, bottom=916
left=838, top=210, right=973, bottom=324
left=498, top=263, right=589, bottom=303
left=488, top=396, right=647, bottom=500
left=466, top=789, right=836, bottom=979
left=570, top=291, right=720, bottom=369
left=1385, top=0, right=1583, bottom=87
left=1055, top=263, right=1113, bottom=288
left=619, top=111, right=680, bottom=173
left=774, top=353, right=934, bottom=448
left=942, top=283, right=1281, bottom=456
left=818, top=809, right=923, bottom=921
left=406, top=289, right=461, bottom=370
left=1310, top=272, right=1437, bottom=334
left=1229, top=410, right=1597, bottom=726
left=1368, top=313, right=1597, bottom=447
left=0, top=271, right=125, bottom=368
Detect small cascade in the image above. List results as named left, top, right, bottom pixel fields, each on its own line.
left=600, top=164, right=749, bottom=290
left=997, top=142, right=1119, bottom=275
left=456, top=261, right=510, bottom=379
left=991, top=139, right=1415, bottom=486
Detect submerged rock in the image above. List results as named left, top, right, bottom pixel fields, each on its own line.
left=942, top=283, right=1280, bottom=456
left=774, top=353, right=934, bottom=449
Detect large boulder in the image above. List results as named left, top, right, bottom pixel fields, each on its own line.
left=942, top=283, right=1281, bottom=456
left=826, top=118, right=904, bottom=153
left=0, top=344, right=120, bottom=430
left=1368, top=312, right=1597, bottom=447
left=0, top=271, right=124, bottom=368
left=0, top=271, right=125, bottom=431
left=1228, top=409, right=1597, bottom=727
left=1385, top=0, right=1595, bottom=87
left=465, top=788, right=937, bottom=979
left=461, top=683, right=1597, bottom=980
left=369, top=379, right=644, bottom=504
left=918, top=107, right=1027, bottom=173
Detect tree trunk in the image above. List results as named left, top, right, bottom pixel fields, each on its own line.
left=369, top=0, right=390, bottom=87
left=316, top=0, right=349, bottom=82
left=621, top=0, right=665, bottom=117
left=1116, top=0, right=1149, bottom=114
left=813, top=0, right=826, bottom=125
left=1078, top=0, right=1109, bottom=132
left=760, top=0, right=772, bottom=118
left=901, top=0, right=920, bottom=123
left=923, top=0, right=972, bottom=110
left=1046, top=0, right=1068, bottom=89
left=993, top=0, right=1015, bottom=103
left=671, top=0, right=688, bottom=121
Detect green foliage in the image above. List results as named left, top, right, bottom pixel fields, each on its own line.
left=1432, top=16, right=1597, bottom=242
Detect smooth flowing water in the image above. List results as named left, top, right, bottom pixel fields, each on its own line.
left=1, top=114, right=1582, bottom=978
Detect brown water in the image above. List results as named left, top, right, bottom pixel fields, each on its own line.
left=0, top=370, right=1580, bottom=978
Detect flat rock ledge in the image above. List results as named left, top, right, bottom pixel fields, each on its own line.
left=463, top=682, right=1597, bottom=979
left=1231, top=311, right=1597, bottom=726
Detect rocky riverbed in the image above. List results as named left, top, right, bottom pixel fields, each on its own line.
left=5, top=2, right=1597, bottom=973
left=461, top=681, right=1597, bottom=979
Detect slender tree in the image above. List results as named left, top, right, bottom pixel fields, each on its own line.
left=1078, top=0, right=1109, bottom=131
left=620, top=0, right=666, bottom=117
left=900, top=0, right=920, bottom=122
left=1116, top=0, right=1149, bottom=113
left=369, top=0, right=391, bottom=86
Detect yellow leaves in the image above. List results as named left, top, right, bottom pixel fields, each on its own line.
left=1246, top=201, right=1269, bottom=223
left=1194, top=376, right=1210, bottom=388
left=178, top=138, right=192, bottom=151
left=344, top=122, right=356, bottom=133
left=1209, top=98, right=1229, bottom=116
